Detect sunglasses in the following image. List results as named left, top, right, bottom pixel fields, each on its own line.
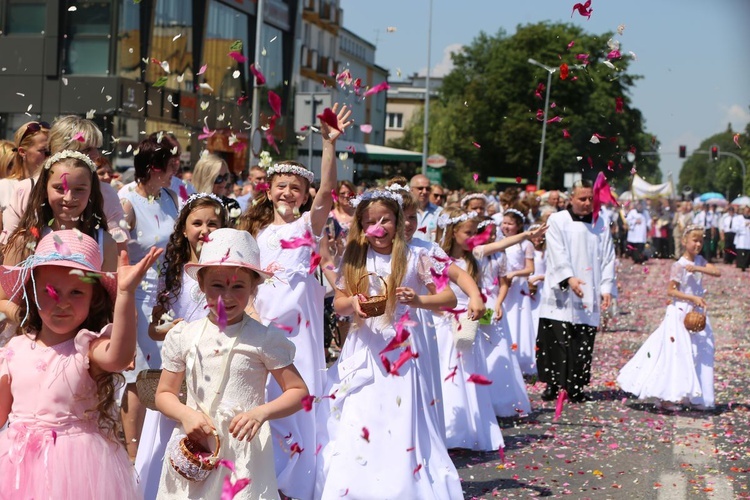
left=431, top=193, right=445, bottom=199
left=414, top=186, right=431, bottom=192
left=214, top=173, right=230, bottom=184
left=19, top=121, right=51, bottom=144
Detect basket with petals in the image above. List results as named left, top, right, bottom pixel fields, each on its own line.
left=684, top=309, right=706, bottom=333
left=167, top=431, right=221, bottom=482
left=356, top=273, right=389, bottom=317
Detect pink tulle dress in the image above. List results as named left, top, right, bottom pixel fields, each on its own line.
left=0, top=327, right=139, bottom=499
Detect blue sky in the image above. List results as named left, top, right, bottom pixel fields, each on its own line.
left=341, top=0, right=750, bottom=183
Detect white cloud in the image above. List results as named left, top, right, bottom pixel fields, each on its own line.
left=419, top=43, right=464, bottom=77
left=721, top=104, right=750, bottom=132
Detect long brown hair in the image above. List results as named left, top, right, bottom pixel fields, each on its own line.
left=341, top=195, right=407, bottom=321
left=157, top=195, right=228, bottom=313
left=237, top=164, right=313, bottom=237
left=18, top=274, right=123, bottom=441
left=5, top=156, right=107, bottom=263
left=437, top=207, right=480, bottom=282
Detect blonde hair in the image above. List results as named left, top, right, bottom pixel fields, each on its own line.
left=192, top=153, right=227, bottom=193
left=47, top=115, right=103, bottom=155
left=341, top=197, right=407, bottom=322
left=0, top=139, right=14, bottom=178
left=437, top=207, right=480, bottom=281
left=9, top=121, right=50, bottom=179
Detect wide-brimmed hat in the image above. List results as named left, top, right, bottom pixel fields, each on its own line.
left=0, top=230, right=118, bottom=305
left=184, top=228, right=272, bottom=282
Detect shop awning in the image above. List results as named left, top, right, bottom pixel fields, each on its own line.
left=311, top=138, right=422, bottom=164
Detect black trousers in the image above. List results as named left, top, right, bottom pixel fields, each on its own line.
left=724, top=232, right=736, bottom=264
left=627, top=242, right=647, bottom=263
left=737, top=248, right=750, bottom=271
left=536, top=318, right=597, bottom=394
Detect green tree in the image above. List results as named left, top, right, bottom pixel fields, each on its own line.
left=400, top=22, right=659, bottom=190
left=679, top=122, right=748, bottom=199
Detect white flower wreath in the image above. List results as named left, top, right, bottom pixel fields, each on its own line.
left=267, top=162, right=314, bottom=183
left=350, top=189, right=404, bottom=208
left=43, top=150, right=97, bottom=172
left=460, top=193, right=487, bottom=207
left=504, top=208, right=526, bottom=223
left=437, top=211, right=477, bottom=228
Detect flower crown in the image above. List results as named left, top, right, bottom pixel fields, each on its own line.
left=385, top=183, right=409, bottom=194
left=267, top=162, right=314, bottom=183
left=477, top=219, right=495, bottom=229
left=437, top=211, right=477, bottom=228
left=460, top=193, right=487, bottom=207
left=184, top=192, right=224, bottom=208
left=350, top=189, right=403, bottom=208
left=684, top=224, right=705, bottom=234
left=43, top=150, right=97, bottom=172
left=504, top=208, right=526, bottom=223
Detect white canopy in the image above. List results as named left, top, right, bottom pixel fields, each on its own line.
left=630, top=174, right=674, bottom=199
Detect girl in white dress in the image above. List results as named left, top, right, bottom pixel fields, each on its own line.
left=317, top=190, right=462, bottom=499
left=237, top=104, right=351, bottom=500
left=499, top=208, right=536, bottom=375
left=617, top=225, right=720, bottom=410
left=155, top=228, right=308, bottom=500
left=472, top=219, right=531, bottom=417
left=528, top=224, right=547, bottom=335
left=433, top=207, right=504, bottom=451
left=135, top=193, right=228, bottom=498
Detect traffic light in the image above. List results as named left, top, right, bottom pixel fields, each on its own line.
left=710, top=145, right=719, bottom=160
left=679, top=145, right=686, bottom=158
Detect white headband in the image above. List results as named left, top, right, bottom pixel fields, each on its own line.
left=350, top=189, right=404, bottom=208
left=43, top=150, right=97, bottom=172
left=461, top=193, right=487, bottom=207
left=477, top=219, right=495, bottom=229
left=267, top=162, right=314, bottom=183
left=184, top=192, right=224, bottom=207
left=385, top=183, right=409, bottom=194
left=504, top=208, right=526, bottom=223
left=684, top=224, right=705, bottom=233
left=437, top=211, right=477, bottom=228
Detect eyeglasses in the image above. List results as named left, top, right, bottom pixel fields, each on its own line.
left=413, top=186, right=431, bottom=192
left=18, top=121, right=51, bottom=144
left=431, top=193, right=445, bottom=199
left=214, top=173, right=230, bottom=184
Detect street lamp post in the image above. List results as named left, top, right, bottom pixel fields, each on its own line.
left=421, top=0, right=433, bottom=176
left=528, top=58, right=557, bottom=190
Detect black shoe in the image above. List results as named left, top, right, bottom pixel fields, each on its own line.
left=541, top=385, right=559, bottom=401
left=568, top=391, right=593, bottom=403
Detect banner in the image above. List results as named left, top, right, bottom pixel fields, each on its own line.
left=630, top=174, right=674, bottom=199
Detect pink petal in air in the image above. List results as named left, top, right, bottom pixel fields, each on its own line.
left=53, top=234, right=72, bottom=256
left=268, top=91, right=282, bottom=118
left=60, top=172, right=69, bottom=194
left=359, top=124, right=373, bottom=134
left=308, top=252, right=322, bottom=275
left=553, top=389, right=568, bottom=421
left=221, top=476, right=250, bottom=500
left=301, top=394, right=315, bottom=412
left=72, top=132, right=86, bottom=142
left=364, top=81, right=390, bottom=97
left=429, top=267, right=449, bottom=292
left=467, top=373, right=493, bottom=385
left=250, top=64, right=266, bottom=85
left=466, top=228, right=492, bottom=250
left=45, top=284, right=59, bottom=303
left=316, top=107, right=341, bottom=132
left=197, top=64, right=208, bottom=76
left=228, top=51, right=247, bottom=63
left=280, top=230, right=315, bottom=249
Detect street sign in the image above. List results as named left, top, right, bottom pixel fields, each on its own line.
left=426, top=154, right=447, bottom=168
left=426, top=166, right=442, bottom=184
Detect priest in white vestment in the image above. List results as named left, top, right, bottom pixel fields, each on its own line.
left=536, top=180, right=616, bottom=402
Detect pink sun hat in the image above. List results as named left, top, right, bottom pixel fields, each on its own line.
left=0, top=230, right=118, bottom=305
left=184, top=228, right=273, bottom=282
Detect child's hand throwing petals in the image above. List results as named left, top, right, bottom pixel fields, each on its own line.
left=181, top=408, right=216, bottom=442
left=117, top=247, right=164, bottom=294
left=395, top=286, right=420, bottom=306
left=229, top=407, right=267, bottom=441
left=319, top=103, right=353, bottom=143
left=351, top=294, right=368, bottom=318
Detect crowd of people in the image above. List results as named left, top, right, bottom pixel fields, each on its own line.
left=0, top=113, right=740, bottom=499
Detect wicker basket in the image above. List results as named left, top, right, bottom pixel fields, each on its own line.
left=136, top=369, right=187, bottom=411
left=356, top=273, right=388, bottom=318
left=684, top=310, right=706, bottom=333
left=168, top=431, right=222, bottom=482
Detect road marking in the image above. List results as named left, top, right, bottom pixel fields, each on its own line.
left=656, top=472, right=687, bottom=500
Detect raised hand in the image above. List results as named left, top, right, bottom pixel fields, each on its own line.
left=116, top=247, right=163, bottom=294
left=319, top=103, right=353, bottom=143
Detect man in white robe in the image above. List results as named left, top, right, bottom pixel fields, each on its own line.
left=536, top=180, right=616, bottom=402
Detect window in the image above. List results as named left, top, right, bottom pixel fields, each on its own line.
left=387, top=112, right=403, bottom=130
left=116, top=0, right=141, bottom=79
left=147, top=0, right=194, bottom=90
left=63, top=1, right=113, bottom=75
left=204, top=0, right=248, bottom=100
left=5, top=1, right=46, bottom=34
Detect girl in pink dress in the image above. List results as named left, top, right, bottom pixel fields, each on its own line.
left=0, top=230, right=161, bottom=499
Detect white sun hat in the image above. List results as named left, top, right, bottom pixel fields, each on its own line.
left=184, top=228, right=273, bottom=281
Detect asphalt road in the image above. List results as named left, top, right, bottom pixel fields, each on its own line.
left=454, top=257, right=750, bottom=499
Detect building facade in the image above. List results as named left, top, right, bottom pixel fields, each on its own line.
left=384, top=73, right=441, bottom=145
left=0, top=0, right=298, bottom=173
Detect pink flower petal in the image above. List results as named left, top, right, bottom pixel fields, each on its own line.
left=197, top=64, right=208, bottom=76
left=316, top=107, right=341, bottom=132
left=45, top=284, right=59, bottom=303
left=467, top=373, right=493, bottom=385
left=268, top=90, right=281, bottom=118
left=280, top=230, right=315, bottom=249
left=72, top=132, right=85, bottom=142
left=250, top=64, right=266, bottom=85
left=228, top=51, right=247, bottom=63
left=364, top=81, right=390, bottom=97
left=216, top=295, right=227, bottom=332
left=359, top=124, right=373, bottom=134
